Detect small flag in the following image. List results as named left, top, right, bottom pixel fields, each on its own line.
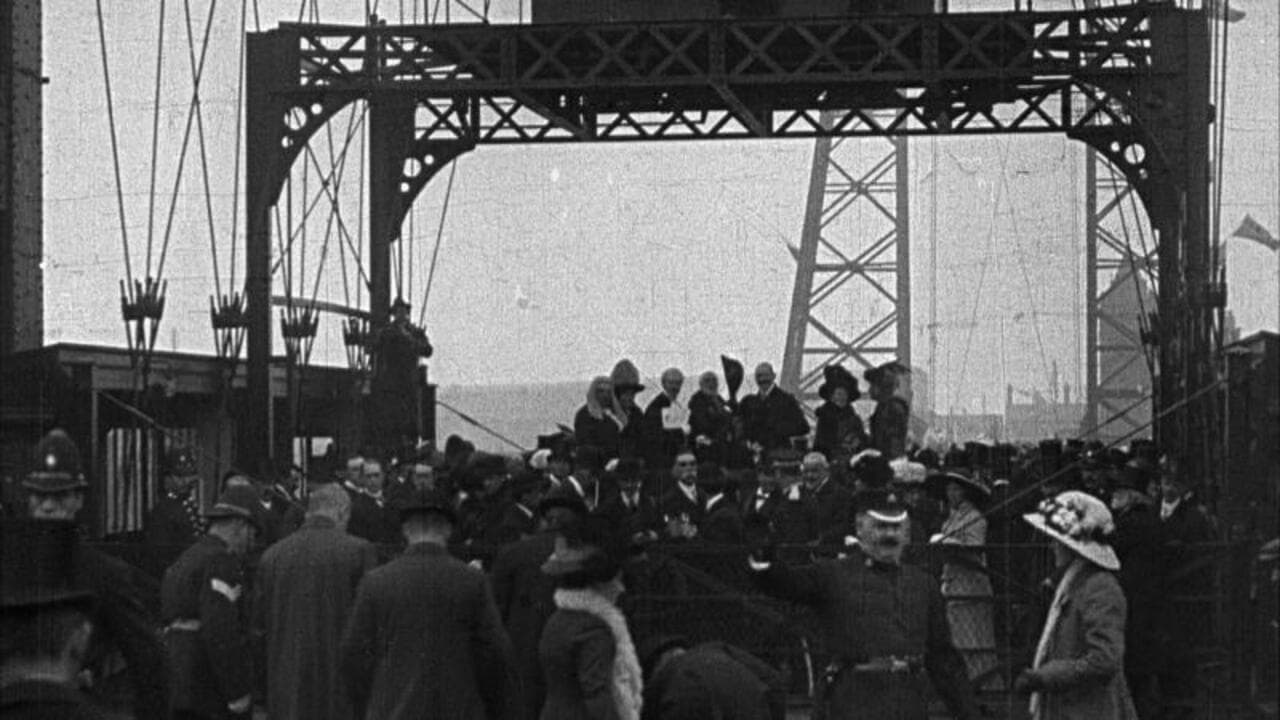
left=1232, top=214, right=1279, bottom=252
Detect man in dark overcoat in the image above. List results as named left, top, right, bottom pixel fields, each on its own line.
left=489, top=489, right=588, bottom=720
left=253, top=484, right=377, bottom=720
left=738, top=362, right=809, bottom=454
left=749, top=490, right=980, bottom=720
left=698, top=463, right=745, bottom=544
left=161, top=486, right=262, bottom=719
left=342, top=489, right=515, bottom=720
left=1154, top=463, right=1217, bottom=720
left=800, top=452, right=852, bottom=546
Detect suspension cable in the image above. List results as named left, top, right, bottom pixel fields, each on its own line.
left=144, top=0, right=168, bottom=280
left=419, top=159, right=459, bottom=326
left=94, top=0, right=132, bottom=287
left=185, top=0, right=222, bottom=300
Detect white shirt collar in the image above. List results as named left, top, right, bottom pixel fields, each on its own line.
left=678, top=481, right=698, bottom=504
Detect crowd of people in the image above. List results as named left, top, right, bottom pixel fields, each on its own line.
left=0, top=356, right=1228, bottom=720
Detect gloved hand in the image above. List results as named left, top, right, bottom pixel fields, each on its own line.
left=228, top=694, right=252, bottom=715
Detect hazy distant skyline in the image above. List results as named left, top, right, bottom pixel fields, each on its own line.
left=40, top=0, right=1280, bottom=415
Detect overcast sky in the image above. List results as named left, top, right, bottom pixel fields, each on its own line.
left=41, top=0, right=1280, bottom=415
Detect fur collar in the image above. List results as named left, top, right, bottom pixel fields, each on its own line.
left=553, top=588, right=643, bottom=720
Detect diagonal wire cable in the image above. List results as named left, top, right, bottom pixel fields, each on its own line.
left=419, top=159, right=459, bottom=326
left=95, top=0, right=133, bottom=287
left=144, top=0, right=168, bottom=279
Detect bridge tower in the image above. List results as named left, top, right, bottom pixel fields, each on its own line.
left=780, top=130, right=909, bottom=402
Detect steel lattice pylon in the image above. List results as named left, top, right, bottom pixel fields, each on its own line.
left=781, top=126, right=908, bottom=401
left=1084, top=147, right=1157, bottom=441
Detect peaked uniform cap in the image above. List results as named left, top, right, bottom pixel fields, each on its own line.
left=1, top=520, right=94, bottom=608
left=23, top=429, right=88, bottom=492
left=852, top=488, right=909, bottom=523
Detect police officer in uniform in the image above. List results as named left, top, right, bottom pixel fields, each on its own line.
left=161, top=485, right=262, bottom=719
left=23, top=429, right=169, bottom=719
left=0, top=520, right=114, bottom=720
left=146, top=446, right=209, bottom=554
left=749, top=489, right=980, bottom=720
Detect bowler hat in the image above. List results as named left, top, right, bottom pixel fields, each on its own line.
left=1, top=520, right=94, bottom=608
left=541, top=515, right=626, bottom=582
left=23, top=429, right=88, bottom=493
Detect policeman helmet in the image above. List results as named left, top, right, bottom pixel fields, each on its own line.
left=23, top=429, right=88, bottom=493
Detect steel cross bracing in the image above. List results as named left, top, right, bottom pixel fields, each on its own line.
left=1084, top=147, right=1157, bottom=442
left=280, top=7, right=1157, bottom=142
left=242, top=3, right=1215, bottom=486
left=781, top=129, right=908, bottom=403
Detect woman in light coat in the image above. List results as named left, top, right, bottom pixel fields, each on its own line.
left=1016, top=490, right=1138, bottom=720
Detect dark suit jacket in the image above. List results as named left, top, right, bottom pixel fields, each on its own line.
left=489, top=532, right=559, bottom=720
left=806, top=479, right=853, bottom=546
left=595, top=493, right=662, bottom=540
left=342, top=543, right=515, bottom=720
left=813, top=402, right=867, bottom=462
left=1024, top=562, right=1138, bottom=720
left=538, top=609, right=619, bottom=720
left=739, top=387, right=809, bottom=451
left=574, top=405, right=622, bottom=460
left=641, top=394, right=686, bottom=474
left=254, top=516, right=377, bottom=720
left=868, top=397, right=910, bottom=458
left=701, top=496, right=745, bottom=544
left=659, top=485, right=704, bottom=527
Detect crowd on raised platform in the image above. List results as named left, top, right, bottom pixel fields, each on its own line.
left=1, top=356, right=1231, bottom=720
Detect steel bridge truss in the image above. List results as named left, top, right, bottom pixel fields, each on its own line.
left=243, top=3, right=1216, bottom=481
left=1084, top=146, right=1158, bottom=441
left=781, top=129, right=908, bottom=402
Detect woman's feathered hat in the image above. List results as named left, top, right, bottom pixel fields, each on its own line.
left=817, top=364, right=861, bottom=402
left=1023, top=490, right=1120, bottom=571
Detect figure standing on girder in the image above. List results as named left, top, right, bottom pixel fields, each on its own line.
left=368, top=297, right=433, bottom=449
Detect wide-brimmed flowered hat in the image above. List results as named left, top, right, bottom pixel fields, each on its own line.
left=1023, top=490, right=1120, bottom=571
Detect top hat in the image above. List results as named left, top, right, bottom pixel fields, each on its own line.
left=817, top=364, right=861, bottom=402
left=23, top=429, right=88, bottom=493
left=1, top=520, right=94, bottom=608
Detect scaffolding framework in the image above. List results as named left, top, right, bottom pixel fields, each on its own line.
left=781, top=129, right=909, bottom=401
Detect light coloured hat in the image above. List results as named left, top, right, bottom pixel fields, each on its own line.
left=1023, top=491, right=1120, bottom=571
left=890, top=457, right=927, bottom=485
